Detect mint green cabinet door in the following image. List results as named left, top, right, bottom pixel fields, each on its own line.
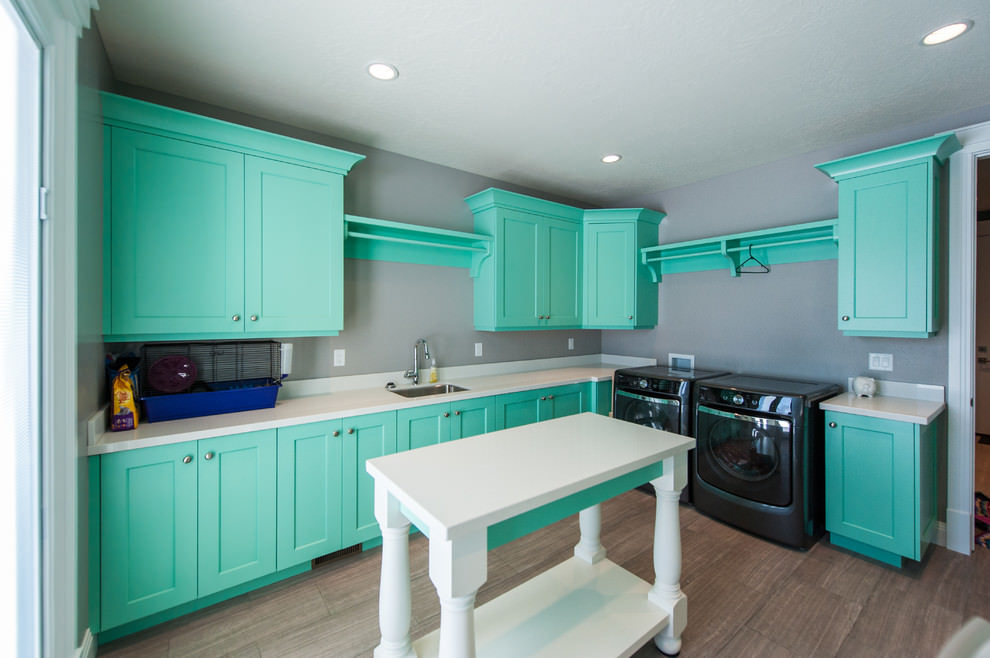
left=825, top=412, right=917, bottom=560
left=276, top=421, right=343, bottom=570
left=584, top=222, right=635, bottom=327
left=245, top=157, right=345, bottom=335
left=495, top=390, right=543, bottom=430
left=342, top=411, right=397, bottom=546
left=107, top=127, right=245, bottom=337
left=547, top=383, right=585, bottom=419
left=451, top=397, right=495, bottom=440
left=543, top=219, right=581, bottom=327
left=198, top=430, right=277, bottom=597
left=837, top=162, right=934, bottom=336
left=498, top=211, right=541, bottom=328
left=101, top=442, right=198, bottom=629
left=397, top=403, right=451, bottom=451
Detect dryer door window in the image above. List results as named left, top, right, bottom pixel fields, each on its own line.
left=696, top=405, right=793, bottom=507
left=614, top=389, right=680, bottom=432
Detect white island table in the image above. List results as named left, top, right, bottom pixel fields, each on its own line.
left=366, top=412, right=694, bottom=658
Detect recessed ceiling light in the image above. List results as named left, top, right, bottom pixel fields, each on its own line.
left=367, top=62, right=399, bottom=81
left=921, top=20, right=973, bottom=46
left=601, top=154, right=622, bottom=164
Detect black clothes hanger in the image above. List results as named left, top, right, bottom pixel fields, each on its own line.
left=736, top=245, right=770, bottom=274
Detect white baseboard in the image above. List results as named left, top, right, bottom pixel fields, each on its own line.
left=76, top=629, right=96, bottom=658
left=945, top=508, right=973, bottom=554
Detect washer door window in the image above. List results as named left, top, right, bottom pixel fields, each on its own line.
left=696, top=405, right=792, bottom=507
left=614, top=389, right=680, bottom=432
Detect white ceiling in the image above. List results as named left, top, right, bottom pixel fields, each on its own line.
left=93, top=0, right=990, bottom=206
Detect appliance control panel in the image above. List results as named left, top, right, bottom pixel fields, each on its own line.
left=698, top=386, right=796, bottom=416
left=614, top=373, right=686, bottom=396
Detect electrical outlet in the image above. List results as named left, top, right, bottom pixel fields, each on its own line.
left=868, top=352, right=893, bottom=371
left=333, top=349, right=345, bottom=367
left=474, top=342, right=483, bottom=357
left=568, top=337, right=574, bottom=350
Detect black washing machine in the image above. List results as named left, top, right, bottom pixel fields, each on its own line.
left=612, top=365, right=729, bottom=502
left=693, top=374, right=841, bottom=549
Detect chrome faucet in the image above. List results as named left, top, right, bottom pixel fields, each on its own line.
left=403, top=338, right=431, bottom=385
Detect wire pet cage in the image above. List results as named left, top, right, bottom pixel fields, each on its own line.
left=139, top=341, right=282, bottom=422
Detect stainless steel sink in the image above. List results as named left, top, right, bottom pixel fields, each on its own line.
left=390, top=383, right=468, bottom=398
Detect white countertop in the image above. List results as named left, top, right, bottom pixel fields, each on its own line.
left=366, top=412, right=694, bottom=541
left=820, top=392, right=945, bottom=425
left=90, top=364, right=622, bottom=456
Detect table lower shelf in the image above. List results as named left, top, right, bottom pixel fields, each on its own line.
left=412, top=556, right=668, bottom=658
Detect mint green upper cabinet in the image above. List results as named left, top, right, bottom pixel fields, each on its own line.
left=102, top=93, right=364, bottom=341
left=816, top=134, right=960, bottom=338
left=276, top=420, right=343, bottom=570
left=341, top=411, right=397, bottom=546
left=107, top=128, right=245, bottom=337
left=825, top=410, right=938, bottom=566
left=245, top=157, right=345, bottom=334
left=198, top=430, right=277, bottom=597
left=101, top=442, right=198, bottom=630
left=467, top=188, right=583, bottom=331
left=583, top=209, right=664, bottom=329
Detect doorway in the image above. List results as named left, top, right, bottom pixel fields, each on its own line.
left=974, top=158, right=990, bottom=535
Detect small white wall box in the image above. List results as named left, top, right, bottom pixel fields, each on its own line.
left=669, top=353, right=695, bottom=370
left=280, top=343, right=293, bottom=377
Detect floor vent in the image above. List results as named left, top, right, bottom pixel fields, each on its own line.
left=311, top=544, right=361, bottom=568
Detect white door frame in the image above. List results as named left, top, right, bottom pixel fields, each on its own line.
left=946, top=120, right=990, bottom=554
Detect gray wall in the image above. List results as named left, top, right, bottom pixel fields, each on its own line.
left=77, top=21, right=114, bottom=643
left=604, top=104, right=990, bottom=388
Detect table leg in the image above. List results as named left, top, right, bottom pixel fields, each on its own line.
left=574, top=504, right=607, bottom=564
left=374, top=488, right=416, bottom=658
left=429, top=530, right=487, bottom=658
left=649, top=452, right=688, bottom=656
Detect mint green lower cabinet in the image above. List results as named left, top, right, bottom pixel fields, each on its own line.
left=342, top=411, right=397, bottom=546
left=496, top=390, right=544, bottom=430
left=451, top=397, right=495, bottom=440
left=198, top=430, right=277, bottom=597
left=495, top=384, right=587, bottom=429
left=101, top=442, right=198, bottom=630
left=398, top=398, right=495, bottom=450
left=825, top=410, right=938, bottom=566
left=397, top=403, right=451, bottom=451
left=276, top=421, right=343, bottom=570
left=547, top=383, right=584, bottom=419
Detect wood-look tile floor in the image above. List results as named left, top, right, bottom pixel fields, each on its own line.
left=100, top=489, right=990, bottom=657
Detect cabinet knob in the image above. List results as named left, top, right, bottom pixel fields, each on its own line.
left=541, top=396, right=547, bottom=401
left=347, top=428, right=355, bottom=434
left=182, top=455, right=193, bottom=464
left=628, top=315, right=633, bottom=320
left=232, top=314, right=241, bottom=322
left=454, top=410, right=461, bottom=416
left=841, top=315, right=850, bottom=322
left=828, top=422, right=837, bottom=428
left=333, top=430, right=340, bottom=437
left=250, top=314, right=258, bottom=322
left=538, top=314, right=545, bottom=319
left=443, top=412, right=450, bottom=417
left=548, top=394, right=554, bottom=400
left=545, top=315, right=550, bottom=320
left=204, top=451, right=215, bottom=460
